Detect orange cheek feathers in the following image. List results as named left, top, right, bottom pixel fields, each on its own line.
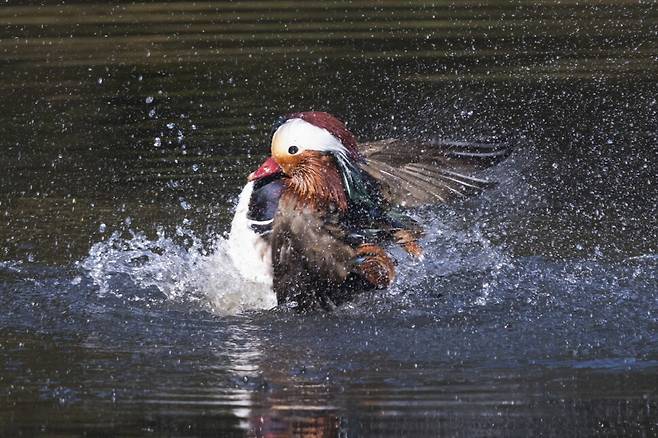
left=272, top=147, right=305, bottom=176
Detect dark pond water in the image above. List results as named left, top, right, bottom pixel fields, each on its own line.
left=1, top=1, right=657, bottom=436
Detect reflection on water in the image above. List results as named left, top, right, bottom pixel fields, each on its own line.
left=1, top=0, right=657, bottom=436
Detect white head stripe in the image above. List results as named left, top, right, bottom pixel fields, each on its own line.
left=272, top=118, right=347, bottom=154
left=271, top=117, right=358, bottom=196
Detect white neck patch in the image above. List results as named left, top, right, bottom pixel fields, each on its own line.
left=272, top=118, right=347, bottom=156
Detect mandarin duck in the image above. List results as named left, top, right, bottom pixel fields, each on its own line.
left=229, top=112, right=509, bottom=311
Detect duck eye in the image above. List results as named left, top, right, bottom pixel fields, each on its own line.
left=288, top=145, right=299, bottom=155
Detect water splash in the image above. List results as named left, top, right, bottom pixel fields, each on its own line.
left=79, top=181, right=513, bottom=315
left=81, top=227, right=276, bottom=314
left=391, top=209, right=512, bottom=312
left=81, top=182, right=277, bottom=314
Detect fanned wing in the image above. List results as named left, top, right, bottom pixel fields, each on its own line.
left=359, top=138, right=511, bottom=207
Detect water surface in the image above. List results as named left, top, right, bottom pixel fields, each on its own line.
left=1, top=1, right=657, bottom=436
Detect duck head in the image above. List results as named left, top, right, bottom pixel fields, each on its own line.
left=248, top=112, right=368, bottom=212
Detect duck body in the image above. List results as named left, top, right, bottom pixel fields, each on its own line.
left=232, top=111, right=510, bottom=311
left=270, top=159, right=406, bottom=310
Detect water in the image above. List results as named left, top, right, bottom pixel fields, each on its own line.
left=1, top=1, right=657, bottom=436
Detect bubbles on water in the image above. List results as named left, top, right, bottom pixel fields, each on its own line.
left=0, top=260, right=24, bottom=273
left=178, top=198, right=192, bottom=210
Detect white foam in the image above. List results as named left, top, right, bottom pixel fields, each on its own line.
left=81, top=182, right=277, bottom=315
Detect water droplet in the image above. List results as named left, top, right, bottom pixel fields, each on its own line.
left=145, top=96, right=154, bottom=104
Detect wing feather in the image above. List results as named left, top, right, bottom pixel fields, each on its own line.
left=358, top=138, right=510, bottom=207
